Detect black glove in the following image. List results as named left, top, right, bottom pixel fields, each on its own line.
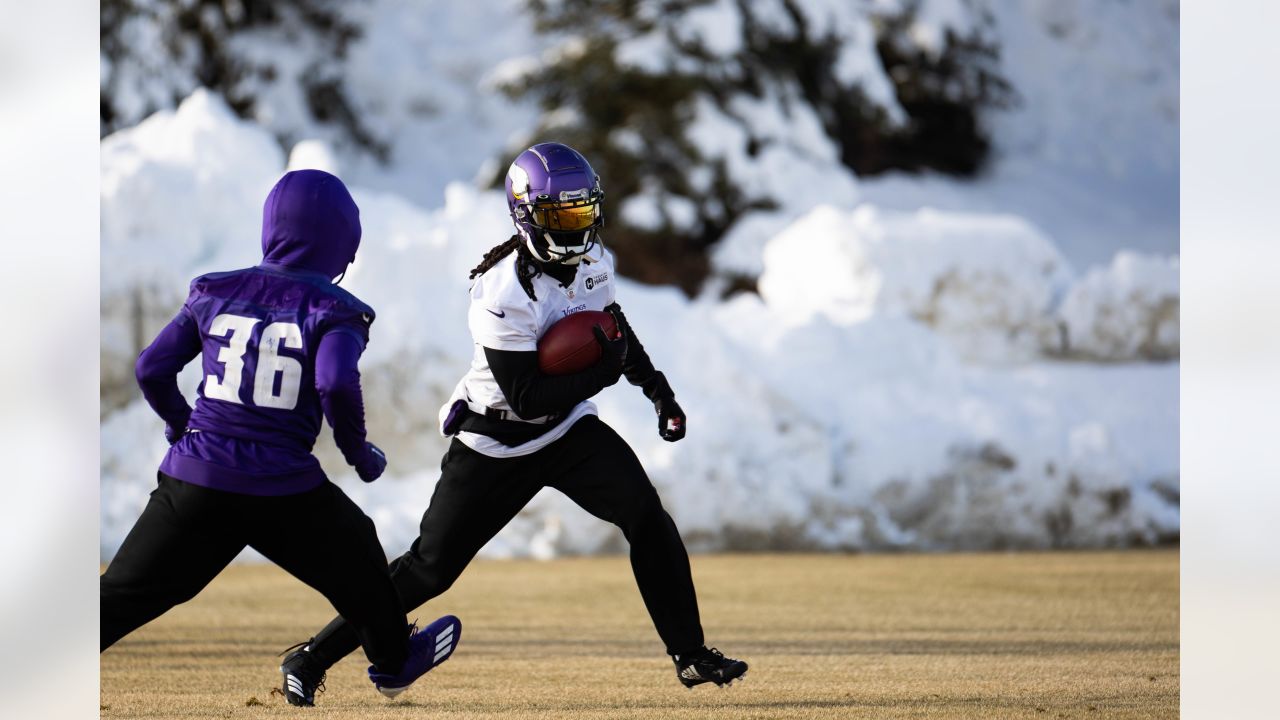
left=655, top=395, right=686, bottom=442
left=355, top=442, right=387, bottom=483
left=592, top=324, right=627, bottom=386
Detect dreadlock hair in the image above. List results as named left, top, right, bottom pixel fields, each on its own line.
left=468, top=234, right=543, bottom=301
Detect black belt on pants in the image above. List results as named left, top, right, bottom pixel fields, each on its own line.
left=442, top=399, right=565, bottom=448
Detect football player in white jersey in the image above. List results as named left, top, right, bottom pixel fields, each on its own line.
left=279, top=142, right=748, bottom=692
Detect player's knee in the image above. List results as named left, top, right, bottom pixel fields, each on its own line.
left=394, top=546, right=461, bottom=601
left=101, top=569, right=187, bottom=603
left=615, top=486, right=666, bottom=535
left=169, top=582, right=204, bottom=605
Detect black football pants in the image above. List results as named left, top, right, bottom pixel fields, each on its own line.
left=100, top=472, right=409, bottom=673
left=305, top=415, right=705, bottom=669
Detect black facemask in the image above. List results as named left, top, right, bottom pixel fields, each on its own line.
left=537, top=258, right=579, bottom=287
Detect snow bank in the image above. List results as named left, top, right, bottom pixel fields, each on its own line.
left=758, top=205, right=1071, bottom=362
left=100, top=89, right=282, bottom=295
left=100, top=90, right=1177, bottom=560
left=1054, top=252, right=1179, bottom=361
left=756, top=204, right=1179, bottom=364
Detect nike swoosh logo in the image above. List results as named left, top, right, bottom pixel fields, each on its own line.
left=487, top=308, right=506, bottom=318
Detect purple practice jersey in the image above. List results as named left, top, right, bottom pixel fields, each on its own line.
left=136, top=170, right=379, bottom=495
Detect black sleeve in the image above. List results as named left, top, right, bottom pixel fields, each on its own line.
left=484, top=346, right=616, bottom=420
left=606, top=302, right=675, bottom=402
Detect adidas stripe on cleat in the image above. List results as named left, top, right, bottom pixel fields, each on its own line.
left=368, top=615, right=462, bottom=699
left=278, top=640, right=326, bottom=707
left=673, top=647, right=748, bottom=689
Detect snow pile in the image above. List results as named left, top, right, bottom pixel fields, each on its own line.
left=1054, top=252, right=1179, bottom=361
left=287, top=139, right=342, bottom=175
left=654, top=292, right=1177, bottom=551
left=100, top=89, right=283, bottom=293
left=758, top=205, right=1071, bottom=362
left=100, top=93, right=1178, bottom=559
left=755, top=204, right=1179, bottom=364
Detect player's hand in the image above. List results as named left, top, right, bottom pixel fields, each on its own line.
left=604, top=304, right=627, bottom=342
left=592, top=324, right=626, bottom=385
left=654, top=395, right=686, bottom=442
left=356, top=442, right=387, bottom=483
left=164, top=424, right=187, bottom=445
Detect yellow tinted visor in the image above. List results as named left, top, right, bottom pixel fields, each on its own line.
left=532, top=202, right=600, bottom=232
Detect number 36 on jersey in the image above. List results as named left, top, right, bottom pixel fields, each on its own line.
left=204, top=313, right=304, bottom=410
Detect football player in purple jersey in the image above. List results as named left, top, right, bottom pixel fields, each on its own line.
left=99, top=170, right=460, bottom=706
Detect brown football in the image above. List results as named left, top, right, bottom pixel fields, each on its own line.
left=537, top=310, right=619, bottom=375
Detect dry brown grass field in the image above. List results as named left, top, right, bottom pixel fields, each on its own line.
left=100, top=550, right=1178, bottom=719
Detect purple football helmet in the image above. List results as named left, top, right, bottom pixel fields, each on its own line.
left=505, top=142, right=604, bottom=264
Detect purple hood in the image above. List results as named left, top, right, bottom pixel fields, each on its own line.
left=260, top=169, right=361, bottom=278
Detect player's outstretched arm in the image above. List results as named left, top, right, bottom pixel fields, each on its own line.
left=484, top=344, right=623, bottom=421
left=315, top=330, right=386, bottom=482
left=135, top=308, right=201, bottom=443
left=604, top=302, right=686, bottom=442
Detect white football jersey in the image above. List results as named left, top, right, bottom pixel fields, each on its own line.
left=438, top=246, right=618, bottom=458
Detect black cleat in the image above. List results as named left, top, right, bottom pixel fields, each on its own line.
left=673, top=647, right=748, bottom=689
left=279, top=639, right=326, bottom=707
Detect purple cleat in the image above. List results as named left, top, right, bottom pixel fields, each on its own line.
left=368, top=615, right=462, bottom=699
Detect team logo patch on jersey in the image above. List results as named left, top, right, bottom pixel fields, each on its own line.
left=560, top=303, right=587, bottom=318
left=585, top=271, right=609, bottom=291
